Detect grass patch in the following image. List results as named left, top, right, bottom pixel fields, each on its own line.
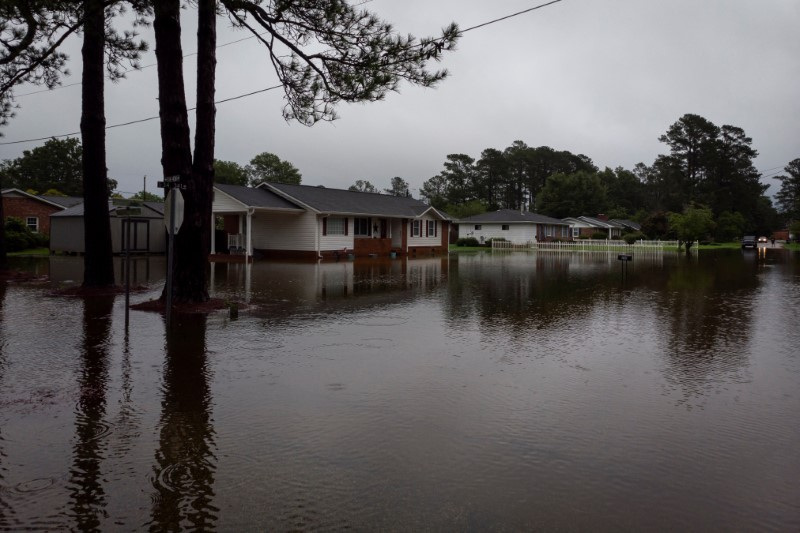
left=8, top=247, right=49, bottom=256
left=784, top=242, right=800, bottom=251
left=449, top=245, right=489, bottom=252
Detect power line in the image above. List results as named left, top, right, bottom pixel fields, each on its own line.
left=0, top=84, right=283, bottom=146
left=0, top=0, right=563, bottom=146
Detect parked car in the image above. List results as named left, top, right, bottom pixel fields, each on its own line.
left=742, top=236, right=757, bottom=249
left=758, top=236, right=768, bottom=243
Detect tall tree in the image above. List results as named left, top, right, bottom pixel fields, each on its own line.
left=475, top=148, right=507, bottom=210
left=247, top=152, right=301, bottom=185
left=535, top=171, right=608, bottom=219
left=384, top=176, right=409, bottom=197
left=775, top=158, right=800, bottom=222
left=153, top=0, right=458, bottom=303
left=348, top=180, right=378, bottom=193
left=1, top=138, right=83, bottom=194
left=213, top=159, right=248, bottom=186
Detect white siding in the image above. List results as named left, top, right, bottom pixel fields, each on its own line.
left=459, top=222, right=536, bottom=244
left=251, top=211, right=316, bottom=251
left=212, top=190, right=246, bottom=213
left=408, top=217, right=443, bottom=247
left=321, top=217, right=354, bottom=251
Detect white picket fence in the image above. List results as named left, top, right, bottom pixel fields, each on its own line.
left=491, top=239, right=686, bottom=253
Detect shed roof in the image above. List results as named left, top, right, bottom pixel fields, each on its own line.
left=52, top=201, right=164, bottom=218
left=458, top=209, right=569, bottom=225
left=262, top=182, right=449, bottom=219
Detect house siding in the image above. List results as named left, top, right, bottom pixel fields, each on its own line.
left=459, top=222, right=536, bottom=244
left=3, top=196, right=62, bottom=236
left=251, top=211, right=317, bottom=251
left=212, top=190, right=246, bottom=212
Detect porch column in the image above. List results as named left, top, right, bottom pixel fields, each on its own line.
left=246, top=209, right=253, bottom=257
left=210, top=212, right=216, bottom=254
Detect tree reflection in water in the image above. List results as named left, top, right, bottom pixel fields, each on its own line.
left=67, top=295, right=115, bottom=531
left=148, top=313, right=217, bottom=531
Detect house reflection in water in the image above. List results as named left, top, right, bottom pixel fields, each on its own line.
left=210, top=256, right=449, bottom=306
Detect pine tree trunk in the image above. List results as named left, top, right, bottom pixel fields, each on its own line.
left=81, top=0, right=115, bottom=287
left=153, top=0, right=202, bottom=303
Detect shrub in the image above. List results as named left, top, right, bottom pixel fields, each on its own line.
left=4, top=217, right=47, bottom=252
left=484, top=237, right=506, bottom=246
left=456, top=237, right=480, bottom=247
left=590, top=232, right=608, bottom=240
left=622, top=231, right=645, bottom=245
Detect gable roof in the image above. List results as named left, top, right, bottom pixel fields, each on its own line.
left=610, top=219, right=641, bottom=231
left=1, top=188, right=82, bottom=209
left=215, top=183, right=305, bottom=211
left=261, top=182, right=449, bottom=219
left=458, top=209, right=569, bottom=225
left=52, top=201, right=164, bottom=218
left=565, top=216, right=626, bottom=229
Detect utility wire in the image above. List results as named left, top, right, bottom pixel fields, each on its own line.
left=0, top=84, right=284, bottom=146
left=0, top=0, right=562, bottom=146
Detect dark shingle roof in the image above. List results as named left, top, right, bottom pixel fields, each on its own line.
left=458, top=209, right=569, bottom=225
left=215, top=183, right=304, bottom=210
left=52, top=201, right=164, bottom=218
left=264, top=182, right=446, bottom=218
left=610, top=219, right=641, bottom=231
left=38, top=195, right=83, bottom=208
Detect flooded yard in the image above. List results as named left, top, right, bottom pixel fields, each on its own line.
left=1, top=249, right=799, bottom=530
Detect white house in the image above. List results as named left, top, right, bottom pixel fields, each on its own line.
left=211, top=182, right=451, bottom=260
left=457, top=209, right=571, bottom=244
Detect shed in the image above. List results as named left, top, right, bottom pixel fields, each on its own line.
left=50, top=201, right=166, bottom=254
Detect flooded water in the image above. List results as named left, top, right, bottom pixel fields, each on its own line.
left=1, top=249, right=798, bottom=530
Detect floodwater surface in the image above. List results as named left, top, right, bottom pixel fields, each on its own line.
left=0, top=249, right=798, bottom=530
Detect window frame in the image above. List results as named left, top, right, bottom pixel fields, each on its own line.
left=26, top=217, right=39, bottom=233
left=326, top=217, right=346, bottom=236
left=353, top=217, right=370, bottom=236
left=412, top=219, right=421, bottom=237
left=501, top=224, right=510, bottom=231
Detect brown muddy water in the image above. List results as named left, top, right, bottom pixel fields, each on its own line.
left=0, top=249, right=798, bottom=531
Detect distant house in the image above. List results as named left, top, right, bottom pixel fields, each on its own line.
left=50, top=201, right=166, bottom=254
left=610, top=219, right=641, bottom=233
left=457, top=209, right=571, bottom=244
left=562, top=215, right=625, bottom=239
left=1, top=188, right=82, bottom=236
left=211, top=182, right=451, bottom=259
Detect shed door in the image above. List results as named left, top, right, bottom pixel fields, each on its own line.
left=122, top=219, right=150, bottom=252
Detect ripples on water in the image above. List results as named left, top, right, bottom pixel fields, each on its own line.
left=0, top=251, right=798, bottom=530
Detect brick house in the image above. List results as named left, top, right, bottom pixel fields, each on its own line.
left=2, top=188, right=82, bottom=236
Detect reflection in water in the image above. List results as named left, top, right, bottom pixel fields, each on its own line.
left=655, top=252, right=759, bottom=406
left=148, top=314, right=217, bottom=531
left=0, top=281, right=10, bottom=528
left=212, top=257, right=448, bottom=312
left=67, top=295, right=115, bottom=531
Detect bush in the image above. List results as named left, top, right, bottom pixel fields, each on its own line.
left=622, top=231, right=645, bottom=245
left=484, top=237, right=506, bottom=246
left=591, top=232, right=608, bottom=240
left=4, top=217, right=47, bottom=252
left=456, top=237, right=480, bottom=247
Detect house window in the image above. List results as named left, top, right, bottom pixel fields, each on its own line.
left=26, top=217, right=39, bottom=233
left=501, top=224, right=509, bottom=231
left=572, top=227, right=580, bottom=238
left=354, top=217, right=370, bottom=236
left=412, top=220, right=421, bottom=237
left=561, top=226, right=568, bottom=237
left=474, top=224, right=482, bottom=230
left=545, top=225, right=552, bottom=237
left=327, top=217, right=345, bottom=235
left=426, top=220, right=437, bottom=237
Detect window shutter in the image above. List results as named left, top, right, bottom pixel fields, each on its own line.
left=434, top=221, right=438, bottom=237
left=322, top=218, right=327, bottom=236
left=345, top=218, right=349, bottom=236
left=410, top=220, right=413, bottom=237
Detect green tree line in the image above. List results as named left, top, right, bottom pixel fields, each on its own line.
left=422, top=113, right=793, bottom=238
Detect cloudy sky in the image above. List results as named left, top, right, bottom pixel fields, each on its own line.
left=1, top=0, right=798, bottom=198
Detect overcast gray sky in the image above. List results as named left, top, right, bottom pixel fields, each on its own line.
left=1, top=0, right=798, bottom=198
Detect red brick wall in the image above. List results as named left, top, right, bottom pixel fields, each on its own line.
left=3, top=197, right=62, bottom=236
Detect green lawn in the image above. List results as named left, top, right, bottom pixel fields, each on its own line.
left=8, top=247, right=49, bottom=256
left=449, top=245, right=489, bottom=252
left=784, top=242, right=800, bottom=251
